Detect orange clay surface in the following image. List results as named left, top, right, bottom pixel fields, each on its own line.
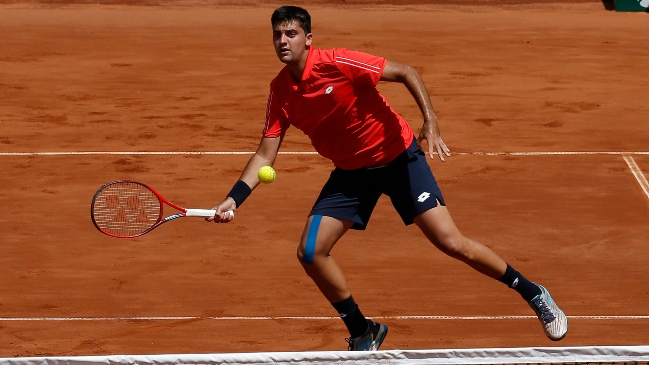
left=1, top=0, right=649, bottom=357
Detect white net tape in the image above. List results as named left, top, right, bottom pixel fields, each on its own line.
left=1, top=346, right=649, bottom=365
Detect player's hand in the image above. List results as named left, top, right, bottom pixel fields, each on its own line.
left=206, top=197, right=236, bottom=223
left=417, top=117, right=451, bottom=161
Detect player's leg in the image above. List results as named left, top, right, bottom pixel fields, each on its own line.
left=414, top=205, right=568, bottom=340
left=387, top=139, right=568, bottom=341
left=414, top=206, right=507, bottom=278
left=296, top=215, right=387, bottom=350
left=297, top=168, right=387, bottom=350
left=297, top=214, right=354, bottom=303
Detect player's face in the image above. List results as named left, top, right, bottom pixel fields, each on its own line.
left=272, top=20, right=312, bottom=65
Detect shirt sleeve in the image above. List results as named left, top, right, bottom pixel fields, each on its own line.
left=333, top=48, right=386, bottom=87
left=262, top=88, right=290, bottom=138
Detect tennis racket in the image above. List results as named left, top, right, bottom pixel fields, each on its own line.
left=91, top=180, right=232, bottom=238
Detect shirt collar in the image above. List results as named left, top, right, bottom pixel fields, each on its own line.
left=286, top=47, right=317, bottom=89
left=300, top=46, right=317, bottom=85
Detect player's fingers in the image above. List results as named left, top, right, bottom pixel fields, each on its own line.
left=439, top=140, right=451, bottom=156
left=205, top=206, right=218, bottom=222
left=206, top=205, right=229, bottom=223
left=214, top=209, right=235, bottom=223
left=435, top=142, right=445, bottom=161
left=427, top=137, right=437, bottom=159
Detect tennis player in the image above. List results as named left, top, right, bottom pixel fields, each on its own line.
left=208, top=5, right=568, bottom=350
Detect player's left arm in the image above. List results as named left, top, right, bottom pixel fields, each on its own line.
left=380, top=60, right=451, bottom=161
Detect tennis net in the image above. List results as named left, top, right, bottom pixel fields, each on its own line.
left=1, top=346, right=648, bottom=365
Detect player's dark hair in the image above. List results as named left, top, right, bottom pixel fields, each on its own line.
left=271, top=6, right=311, bottom=34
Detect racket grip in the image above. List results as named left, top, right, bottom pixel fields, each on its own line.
left=185, top=209, right=234, bottom=218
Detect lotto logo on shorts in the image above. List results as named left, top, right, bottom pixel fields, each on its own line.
left=417, top=192, right=431, bottom=202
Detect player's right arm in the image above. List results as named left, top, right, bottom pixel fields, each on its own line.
left=238, top=134, right=284, bottom=190
left=207, top=134, right=284, bottom=223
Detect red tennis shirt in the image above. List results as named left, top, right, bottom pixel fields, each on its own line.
left=263, top=47, right=414, bottom=170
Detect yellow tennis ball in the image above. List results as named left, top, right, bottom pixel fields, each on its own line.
left=258, top=166, right=276, bottom=183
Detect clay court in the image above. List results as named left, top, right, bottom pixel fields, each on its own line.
left=1, top=0, right=648, bottom=357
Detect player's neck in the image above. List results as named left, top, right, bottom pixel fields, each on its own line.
left=287, top=48, right=310, bottom=84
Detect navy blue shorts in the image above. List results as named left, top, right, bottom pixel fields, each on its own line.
left=310, top=139, right=445, bottom=230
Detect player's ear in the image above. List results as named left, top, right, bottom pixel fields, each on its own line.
left=305, top=32, right=313, bottom=46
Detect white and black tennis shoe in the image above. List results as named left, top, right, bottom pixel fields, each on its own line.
left=529, top=284, right=568, bottom=341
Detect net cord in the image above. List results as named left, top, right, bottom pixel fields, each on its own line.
left=1, top=345, right=649, bottom=365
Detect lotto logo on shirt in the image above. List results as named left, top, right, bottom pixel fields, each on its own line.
left=325, top=86, right=334, bottom=94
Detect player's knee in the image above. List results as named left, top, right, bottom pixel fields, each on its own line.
left=298, top=238, right=319, bottom=265
left=438, top=236, right=474, bottom=260
left=296, top=244, right=313, bottom=265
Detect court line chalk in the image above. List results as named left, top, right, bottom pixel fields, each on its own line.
left=0, top=315, right=648, bottom=321
left=623, top=155, right=649, bottom=199
left=0, top=151, right=649, bottom=156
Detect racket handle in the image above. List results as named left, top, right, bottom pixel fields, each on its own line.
left=185, top=209, right=234, bottom=218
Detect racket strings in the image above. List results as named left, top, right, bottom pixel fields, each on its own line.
left=92, top=181, right=162, bottom=237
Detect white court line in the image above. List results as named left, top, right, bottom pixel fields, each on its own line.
left=466, top=151, right=649, bottom=156
left=0, top=151, right=649, bottom=156
left=0, top=315, right=648, bottom=321
left=623, top=155, right=649, bottom=199
left=0, top=151, right=267, bottom=156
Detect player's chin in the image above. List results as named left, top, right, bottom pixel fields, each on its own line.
left=277, top=54, right=292, bottom=63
